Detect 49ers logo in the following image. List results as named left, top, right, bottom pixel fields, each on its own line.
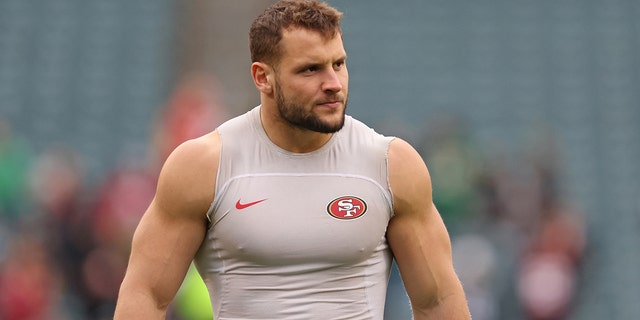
left=327, top=196, right=367, bottom=220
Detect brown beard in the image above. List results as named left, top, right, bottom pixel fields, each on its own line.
left=274, top=80, right=347, bottom=133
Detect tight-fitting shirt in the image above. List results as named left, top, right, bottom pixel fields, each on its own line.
left=194, top=106, right=396, bottom=320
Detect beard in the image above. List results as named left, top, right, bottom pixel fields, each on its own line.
left=275, top=80, right=347, bottom=134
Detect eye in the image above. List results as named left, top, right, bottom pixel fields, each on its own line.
left=301, top=65, right=320, bottom=74
left=333, top=60, right=346, bottom=70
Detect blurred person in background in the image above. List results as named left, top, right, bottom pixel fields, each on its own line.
left=516, top=138, right=587, bottom=320
left=465, top=133, right=588, bottom=319
left=0, top=234, right=61, bottom=320
left=0, top=117, right=34, bottom=301
left=115, top=0, right=470, bottom=319
left=86, top=163, right=155, bottom=319
left=25, top=145, right=97, bottom=318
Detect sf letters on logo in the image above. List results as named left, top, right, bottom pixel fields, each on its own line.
left=337, top=199, right=360, bottom=217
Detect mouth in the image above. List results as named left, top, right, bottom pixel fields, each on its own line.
left=317, top=98, right=344, bottom=108
left=318, top=101, right=341, bottom=108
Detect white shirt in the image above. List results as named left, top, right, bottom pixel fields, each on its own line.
left=195, top=106, right=395, bottom=320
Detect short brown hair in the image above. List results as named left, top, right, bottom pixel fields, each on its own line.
left=249, top=0, right=343, bottom=65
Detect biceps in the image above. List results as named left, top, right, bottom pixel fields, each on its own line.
left=387, top=205, right=455, bottom=305
left=124, top=201, right=206, bottom=305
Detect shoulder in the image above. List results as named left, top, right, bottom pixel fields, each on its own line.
left=162, top=131, right=220, bottom=179
left=388, top=138, right=428, bottom=176
left=155, top=131, right=220, bottom=219
left=387, top=138, right=433, bottom=214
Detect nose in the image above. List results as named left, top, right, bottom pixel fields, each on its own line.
left=322, top=69, right=343, bottom=93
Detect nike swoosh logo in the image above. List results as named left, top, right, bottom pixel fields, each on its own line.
left=235, top=198, right=267, bottom=210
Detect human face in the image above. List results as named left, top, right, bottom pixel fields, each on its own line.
left=272, top=28, right=348, bottom=133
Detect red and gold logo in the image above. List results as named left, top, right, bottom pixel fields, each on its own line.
left=327, top=196, right=367, bottom=220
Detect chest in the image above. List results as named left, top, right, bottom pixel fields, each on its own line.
left=208, top=174, right=392, bottom=266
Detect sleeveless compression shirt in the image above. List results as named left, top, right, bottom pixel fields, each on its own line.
left=194, top=106, right=395, bottom=320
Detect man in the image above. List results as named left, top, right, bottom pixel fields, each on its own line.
left=114, top=1, right=470, bottom=319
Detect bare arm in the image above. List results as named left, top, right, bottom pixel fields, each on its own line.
left=386, top=138, right=470, bottom=320
left=114, top=132, right=220, bottom=319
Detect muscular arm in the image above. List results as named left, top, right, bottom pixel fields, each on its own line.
left=114, top=132, right=220, bottom=319
left=386, top=138, right=470, bottom=320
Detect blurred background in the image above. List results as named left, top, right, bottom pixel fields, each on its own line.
left=0, top=0, right=637, bottom=319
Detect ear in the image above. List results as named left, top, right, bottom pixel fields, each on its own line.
left=251, top=62, right=273, bottom=95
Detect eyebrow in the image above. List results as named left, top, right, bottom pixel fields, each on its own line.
left=295, top=54, right=347, bottom=69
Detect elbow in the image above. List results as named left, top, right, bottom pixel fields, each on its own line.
left=410, top=291, right=471, bottom=320
left=411, top=291, right=444, bottom=313
left=115, top=281, right=171, bottom=318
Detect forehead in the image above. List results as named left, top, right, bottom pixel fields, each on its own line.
left=278, top=28, right=345, bottom=65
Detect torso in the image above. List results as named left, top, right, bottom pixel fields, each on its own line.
left=195, top=106, right=395, bottom=320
